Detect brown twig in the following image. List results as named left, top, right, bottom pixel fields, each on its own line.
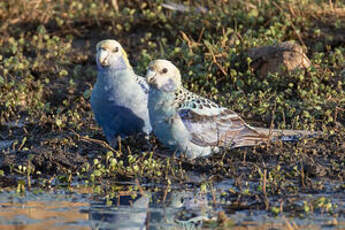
left=209, top=47, right=227, bottom=76
left=135, top=178, right=146, bottom=196
left=283, top=217, right=296, bottom=230
left=180, top=31, right=193, bottom=50
left=162, top=185, right=169, bottom=203
left=335, top=106, right=345, bottom=123
left=111, top=0, right=119, bottom=12
left=69, top=129, right=117, bottom=153
left=271, top=1, right=306, bottom=47
left=197, top=27, right=205, bottom=43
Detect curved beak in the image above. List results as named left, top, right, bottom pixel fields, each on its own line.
left=146, top=69, right=157, bottom=85
left=97, top=49, right=110, bottom=67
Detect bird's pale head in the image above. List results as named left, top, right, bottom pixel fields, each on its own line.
left=96, top=40, right=131, bottom=71
left=146, top=60, right=182, bottom=92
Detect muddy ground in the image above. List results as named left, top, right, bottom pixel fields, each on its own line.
left=0, top=0, right=344, bottom=223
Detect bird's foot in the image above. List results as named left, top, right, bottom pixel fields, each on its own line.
left=144, top=134, right=153, bottom=152
left=108, top=135, right=123, bottom=151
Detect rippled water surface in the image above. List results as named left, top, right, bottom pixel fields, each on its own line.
left=0, top=181, right=344, bottom=230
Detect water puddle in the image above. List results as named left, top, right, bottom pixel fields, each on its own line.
left=0, top=180, right=344, bottom=230
left=0, top=191, right=90, bottom=230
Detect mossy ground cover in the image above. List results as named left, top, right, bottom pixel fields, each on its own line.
left=0, top=0, right=344, bottom=224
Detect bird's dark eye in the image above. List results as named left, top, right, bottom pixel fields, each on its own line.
left=162, top=68, right=168, bottom=74
left=113, top=47, right=119, bottom=53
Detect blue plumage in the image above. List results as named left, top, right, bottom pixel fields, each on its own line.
left=146, top=60, right=319, bottom=159
left=90, top=40, right=151, bottom=146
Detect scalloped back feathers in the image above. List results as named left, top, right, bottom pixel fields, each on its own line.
left=146, top=59, right=319, bottom=159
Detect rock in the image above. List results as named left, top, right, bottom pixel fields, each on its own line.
left=248, top=41, right=311, bottom=77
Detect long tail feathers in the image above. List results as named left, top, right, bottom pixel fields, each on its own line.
left=253, top=127, right=321, bottom=141
left=230, top=126, right=321, bottom=149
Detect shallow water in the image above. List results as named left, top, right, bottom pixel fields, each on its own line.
left=0, top=181, right=344, bottom=230
left=0, top=191, right=90, bottom=230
